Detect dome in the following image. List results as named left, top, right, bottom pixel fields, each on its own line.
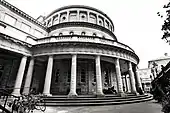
left=44, top=5, right=117, bottom=41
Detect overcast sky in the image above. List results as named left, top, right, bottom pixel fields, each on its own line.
left=5, top=0, right=170, bottom=69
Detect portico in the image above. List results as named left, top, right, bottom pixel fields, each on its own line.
left=13, top=53, right=141, bottom=97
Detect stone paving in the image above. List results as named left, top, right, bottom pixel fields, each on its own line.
left=34, top=100, right=162, bottom=113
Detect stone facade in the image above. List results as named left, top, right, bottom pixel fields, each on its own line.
left=0, top=0, right=142, bottom=97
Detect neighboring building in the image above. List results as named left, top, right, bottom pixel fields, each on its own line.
left=138, top=54, right=170, bottom=93
left=148, top=53, right=170, bottom=79
left=138, top=68, right=152, bottom=93
left=0, top=0, right=142, bottom=97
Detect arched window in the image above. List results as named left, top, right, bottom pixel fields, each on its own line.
left=81, top=32, right=86, bottom=35
left=93, top=33, right=96, bottom=37
left=59, top=33, right=63, bottom=36
left=69, top=31, right=74, bottom=35
left=62, top=16, right=66, bottom=21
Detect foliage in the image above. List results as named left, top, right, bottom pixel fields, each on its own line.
left=158, top=1, right=170, bottom=42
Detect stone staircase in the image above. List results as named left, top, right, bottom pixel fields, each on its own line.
left=43, top=94, right=153, bottom=106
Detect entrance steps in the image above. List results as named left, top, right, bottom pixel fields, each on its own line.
left=43, top=94, right=153, bottom=106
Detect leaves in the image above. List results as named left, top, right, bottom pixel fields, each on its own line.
left=159, top=2, right=170, bottom=43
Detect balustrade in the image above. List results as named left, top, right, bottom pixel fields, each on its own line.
left=36, top=36, right=134, bottom=52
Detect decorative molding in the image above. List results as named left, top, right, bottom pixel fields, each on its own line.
left=0, top=33, right=32, bottom=56
left=0, top=0, right=46, bottom=29
left=33, top=42, right=139, bottom=64
left=47, top=22, right=116, bottom=40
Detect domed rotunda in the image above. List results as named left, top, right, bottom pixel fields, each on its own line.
left=0, top=1, right=143, bottom=98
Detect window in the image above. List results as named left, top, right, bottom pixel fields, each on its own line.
left=62, top=16, right=66, bottom=21
left=104, top=70, right=109, bottom=84
left=93, top=72, right=96, bottom=82
left=81, top=32, right=85, bottom=35
left=80, top=12, right=87, bottom=21
left=47, top=19, right=52, bottom=27
left=81, top=69, right=86, bottom=82
left=0, top=65, right=4, bottom=80
left=59, top=33, right=63, bottom=36
left=81, top=15, right=85, bottom=19
left=55, top=69, right=60, bottom=82
left=69, top=31, right=74, bottom=35
left=92, top=33, right=96, bottom=36
left=105, top=20, right=109, bottom=29
left=60, top=13, right=67, bottom=23
left=67, top=70, right=71, bottom=82
left=69, top=11, right=77, bottom=21
left=53, top=15, right=58, bottom=25
left=89, top=13, right=96, bottom=24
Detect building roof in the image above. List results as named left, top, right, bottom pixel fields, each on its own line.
left=149, top=55, right=170, bottom=62
left=0, top=0, right=46, bottom=29
left=45, top=5, right=114, bottom=30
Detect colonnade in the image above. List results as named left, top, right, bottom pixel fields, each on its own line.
left=11, top=54, right=143, bottom=97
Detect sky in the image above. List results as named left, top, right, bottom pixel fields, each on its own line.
left=5, top=0, right=170, bottom=69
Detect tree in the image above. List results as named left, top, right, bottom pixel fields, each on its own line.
left=158, top=2, right=170, bottom=43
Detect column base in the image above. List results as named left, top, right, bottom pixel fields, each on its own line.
left=43, top=93, right=52, bottom=96
left=11, top=91, right=21, bottom=97
left=95, top=94, right=105, bottom=98
left=95, top=92, right=105, bottom=98
left=137, top=87, right=144, bottom=95
left=131, top=91, right=138, bottom=96
left=68, top=92, right=78, bottom=98
left=117, top=92, right=126, bottom=97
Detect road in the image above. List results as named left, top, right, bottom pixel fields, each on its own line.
left=34, top=100, right=163, bottom=113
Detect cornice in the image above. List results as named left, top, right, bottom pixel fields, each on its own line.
left=0, top=0, right=47, bottom=30
left=47, top=22, right=117, bottom=41
left=33, top=42, right=139, bottom=64
left=0, top=32, right=32, bottom=47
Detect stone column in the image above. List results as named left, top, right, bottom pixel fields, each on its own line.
left=128, top=61, right=137, bottom=94
left=95, top=55, right=104, bottom=97
left=135, top=65, right=144, bottom=94
left=68, top=54, right=78, bottom=97
left=124, top=74, right=129, bottom=93
left=115, top=58, right=125, bottom=97
left=23, top=57, right=34, bottom=95
left=43, top=55, right=53, bottom=96
left=12, top=56, right=27, bottom=96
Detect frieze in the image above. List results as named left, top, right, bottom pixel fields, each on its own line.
left=33, top=42, right=139, bottom=64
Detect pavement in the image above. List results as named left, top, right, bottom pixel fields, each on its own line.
left=34, top=100, right=163, bottom=113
